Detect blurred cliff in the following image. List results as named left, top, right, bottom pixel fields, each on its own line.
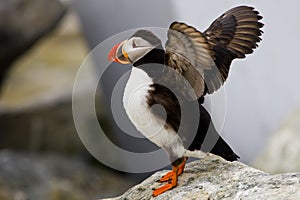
left=0, top=1, right=88, bottom=151
left=0, top=0, right=66, bottom=91
left=0, top=1, right=134, bottom=199
left=0, top=0, right=87, bottom=153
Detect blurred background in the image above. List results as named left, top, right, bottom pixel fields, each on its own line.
left=1, top=0, right=300, bottom=199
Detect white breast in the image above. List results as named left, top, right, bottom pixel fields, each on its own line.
left=123, top=67, right=185, bottom=159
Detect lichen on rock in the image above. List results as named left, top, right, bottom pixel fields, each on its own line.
left=102, top=154, right=300, bottom=200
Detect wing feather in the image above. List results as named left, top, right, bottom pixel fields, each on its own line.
left=203, top=6, right=263, bottom=94
left=163, top=6, right=263, bottom=99
left=164, top=22, right=216, bottom=99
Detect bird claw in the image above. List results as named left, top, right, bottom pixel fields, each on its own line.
left=159, top=160, right=186, bottom=182
left=153, top=159, right=187, bottom=196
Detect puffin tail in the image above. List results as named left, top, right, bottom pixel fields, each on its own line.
left=210, top=137, right=240, bottom=161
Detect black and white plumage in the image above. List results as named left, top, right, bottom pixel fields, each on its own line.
left=108, top=6, right=263, bottom=196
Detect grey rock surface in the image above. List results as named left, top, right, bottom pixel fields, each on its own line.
left=254, top=108, right=300, bottom=173
left=103, top=155, right=300, bottom=200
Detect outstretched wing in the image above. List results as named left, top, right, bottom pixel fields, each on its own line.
left=164, top=22, right=216, bottom=100
left=164, top=6, right=263, bottom=98
left=203, top=6, right=263, bottom=94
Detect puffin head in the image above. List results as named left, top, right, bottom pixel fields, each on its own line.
left=108, top=30, right=162, bottom=65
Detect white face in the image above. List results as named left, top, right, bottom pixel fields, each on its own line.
left=123, top=37, right=156, bottom=63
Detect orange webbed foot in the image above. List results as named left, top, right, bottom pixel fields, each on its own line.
left=153, top=166, right=178, bottom=197
left=159, top=159, right=186, bottom=182
left=152, top=181, right=177, bottom=197
left=153, top=158, right=187, bottom=197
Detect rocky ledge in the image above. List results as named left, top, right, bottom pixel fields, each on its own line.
left=103, top=154, right=300, bottom=200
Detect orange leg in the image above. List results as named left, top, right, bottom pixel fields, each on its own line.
left=152, top=165, right=178, bottom=197
left=159, top=159, right=186, bottom=182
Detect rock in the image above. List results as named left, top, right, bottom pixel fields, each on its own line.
left=254, top=108, right=300, bottom=173
left=0, top=93, right=105, bottom=155
left=0, top=150, right=135, bottom=200
left=103, top=154, right=300, bottom=200
left=0, top=7, right=86, bottom=111
left=0, top=100, right=86, bottom=154
left=0, top=0, right=66, bottom=90
left=0, top=8, right=93, bottom=154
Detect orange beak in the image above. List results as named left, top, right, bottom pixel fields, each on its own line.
left=108, top=40, right=131, bottom=64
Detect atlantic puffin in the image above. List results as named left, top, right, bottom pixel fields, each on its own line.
left=108, top=6, right=263, bottom=197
